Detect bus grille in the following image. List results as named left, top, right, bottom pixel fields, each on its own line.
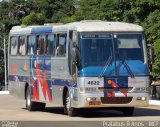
left=98, top=87, right=133, bottom=92
left=101, top=97, right=133, bottom=104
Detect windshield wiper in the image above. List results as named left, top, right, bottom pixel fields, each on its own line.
left=99, top=48, right=113, bottom=78
left=98, top=55, right=112, bottom=78
left=121, top=60, right=134, bottom=78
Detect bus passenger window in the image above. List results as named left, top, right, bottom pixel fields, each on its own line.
left=46, top=35, right=55, bottom=56
left=10, top=36, right=18, bottom=55
left=55, top=34, right=60, bottom=56
left=18, top=36, right=26, bottom=55
left=56, top=34, right=67, bottom=57
left=27, top=36, right=36, bottom=55
left=36, top=36, right=40, bottom=55
left=38, top=35, right=46, bottom=55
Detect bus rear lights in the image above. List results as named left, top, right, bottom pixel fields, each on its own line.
left=137, top=97, right=146, bottom=101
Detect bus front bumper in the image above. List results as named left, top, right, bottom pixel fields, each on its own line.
left=75, top=93, right=149, bottom=108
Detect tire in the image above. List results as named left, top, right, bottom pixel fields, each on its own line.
left=38, top=102, right=46, bottom=111
left=26, top=86, right=36, bottom=111
left=26, top=86, right=46, bottom=111
left=122, top=107, right=134, bottom=116
left=64, top=90, right=78, bottom=117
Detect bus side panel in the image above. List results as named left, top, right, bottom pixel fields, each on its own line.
left=51, top=58, right=72, bottom=106
left=8, top=56, right=30, bottom=99
left=30, top=56, right=52, bottom=102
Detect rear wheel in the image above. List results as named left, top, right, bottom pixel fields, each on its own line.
left=64, top=90, right=78, bottom=117
left=26, top=86, right=36, bottom=111
left=37, top=102, right=46, bottom=111
left=26, top=86, right=45, bottom=111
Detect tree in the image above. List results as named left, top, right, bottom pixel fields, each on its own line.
left=22, top=12, right=45, bottom=25
left=143, top=10, right=160, bottom=77
left=123, top=0, right=160, bottom=23
left=74, top=0, right=132, bottom=21
left=75, top=0, right=103, bottom=20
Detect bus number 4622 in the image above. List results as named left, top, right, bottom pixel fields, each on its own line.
left=88, top=81, right=100, bottom=85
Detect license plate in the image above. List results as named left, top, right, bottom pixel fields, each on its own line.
left=89, top=101, right=101, bottom=105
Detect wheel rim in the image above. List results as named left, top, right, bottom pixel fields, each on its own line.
left=26, top=89, right=31, bottom=107
left=66, top=93, right=70, bottom=111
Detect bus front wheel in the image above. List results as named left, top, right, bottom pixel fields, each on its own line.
left=64, top=90, right=78, bottom=117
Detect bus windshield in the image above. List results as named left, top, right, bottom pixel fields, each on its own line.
left=79, top=33, right=147, bottom=77
left=79, top=33, right=113, bottom=67
left=116, top=34, right=144, bottom=62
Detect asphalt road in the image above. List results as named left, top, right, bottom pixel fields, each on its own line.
left=0, top=94, right=160, bottom=127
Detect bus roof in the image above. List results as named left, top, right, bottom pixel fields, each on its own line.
left=67, top=20, right=144, bottom=32
left=10, top=20, right=144, bottom=35
left=10, top=25, right=68, bottom=35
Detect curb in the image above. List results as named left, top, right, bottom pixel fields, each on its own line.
left=0, top=91, right=10, bottom=94
left=149, top=100, right=160, bottom=106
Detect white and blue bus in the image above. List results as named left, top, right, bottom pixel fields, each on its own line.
left=8, top=20, right=149, bottom=116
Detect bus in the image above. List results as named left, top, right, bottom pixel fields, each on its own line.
left=8, top=20, right=149, bottom=117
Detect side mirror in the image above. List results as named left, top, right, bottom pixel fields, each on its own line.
left=147, top=44, right=155, bottom=64
left=150, top=47, right=155, bottom=64
left=73, top=41, right=76, bottom=48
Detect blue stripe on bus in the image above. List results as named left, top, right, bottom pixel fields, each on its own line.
left=52, top=79, right=77, bottom=87
left=8, top=75, right=30, bottom=82
left=8, top=75, right=77, bottom=87
left=78, top=60, right=148, bottom=77
left=31, top=27, right=53, bottom=34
